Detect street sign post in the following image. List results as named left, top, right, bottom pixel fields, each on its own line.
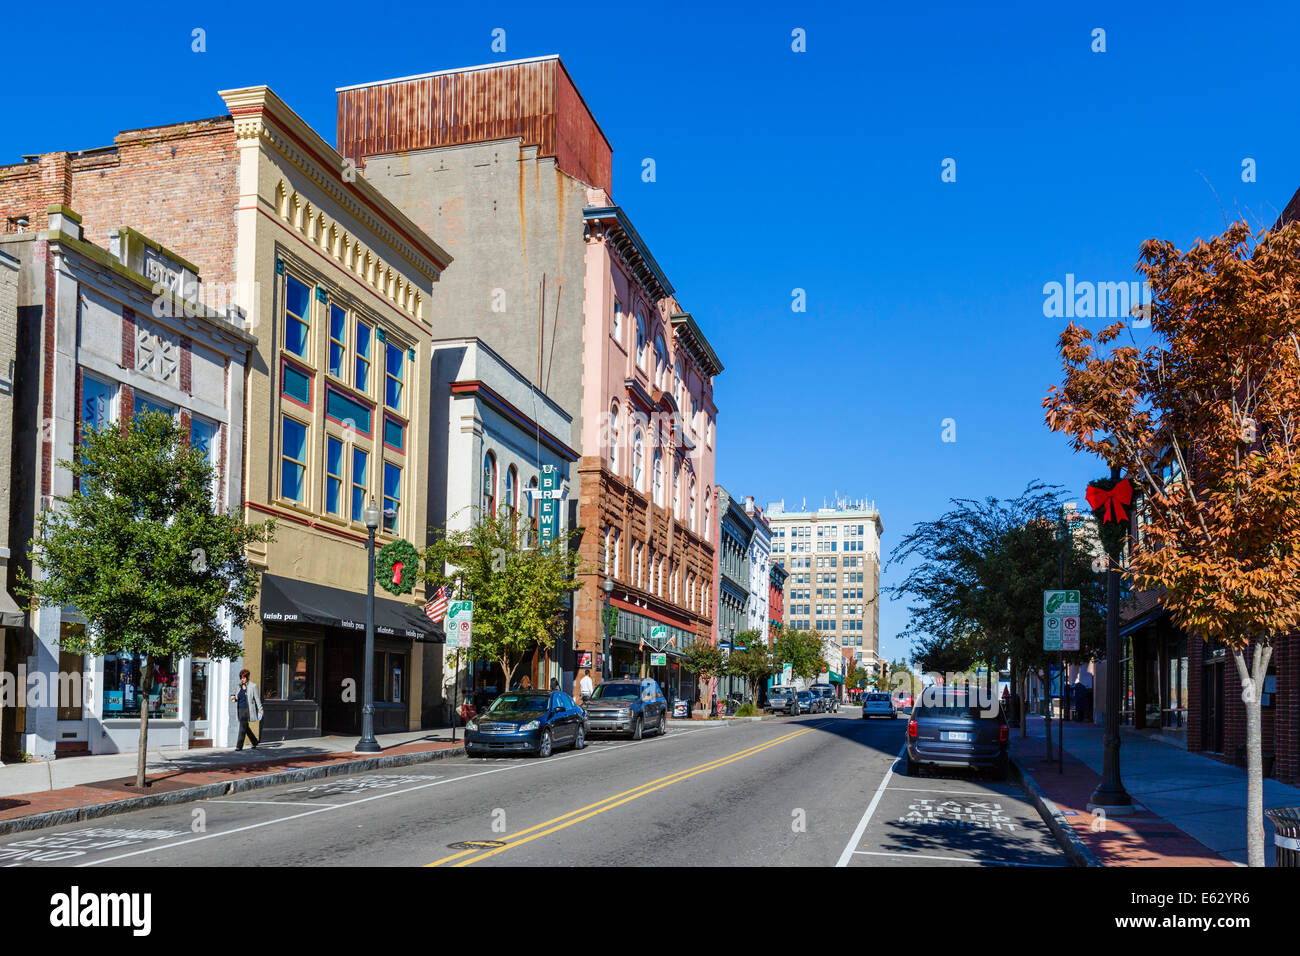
left=651, top=653, right=667, bottom=667
left=448, top=600, right=474, bottom=650
left=1042, top=590, right=1080, bottom=651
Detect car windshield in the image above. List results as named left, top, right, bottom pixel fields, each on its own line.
left=798, top=692, right=811, bottom=699
left=486, top=693, right=549, bottom=715
left=589, top=683, right=640, bottom=701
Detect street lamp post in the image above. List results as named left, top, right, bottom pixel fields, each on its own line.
left=602, top=577, right=614, bottom=681
left=1088, top=462, right=1133, bottom=815
left=355, top=496, right=382, bottom=754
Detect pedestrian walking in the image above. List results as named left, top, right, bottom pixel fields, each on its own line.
left=229, top=668, right=263, bottom=751
left=579, top=669, right=594, bottom=702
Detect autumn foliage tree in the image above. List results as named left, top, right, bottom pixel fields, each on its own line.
left=1045, top=219, right=1300, bottom=866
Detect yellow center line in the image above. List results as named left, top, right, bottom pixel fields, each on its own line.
left=425, top=729, right=808, bottom=867
left=430, top=728, right=813, bottom=867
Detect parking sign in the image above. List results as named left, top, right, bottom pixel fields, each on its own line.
left=448, top=600, right=474, bottom=649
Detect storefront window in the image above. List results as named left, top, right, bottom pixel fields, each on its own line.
left=372, top=650, right=408, bottom=703
left=290, top=642, right=315, bottom=700
left=102, top=654, right=178, bottom=719
left=263, top=639, right=317, bottom=702
left=263, top=640, right=284, bottom=699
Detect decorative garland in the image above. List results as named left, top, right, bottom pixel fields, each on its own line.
left=376, top=538, right=420, bottom=595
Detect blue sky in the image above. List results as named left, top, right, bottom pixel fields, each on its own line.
left=5, top=1, right=1298, bottom=663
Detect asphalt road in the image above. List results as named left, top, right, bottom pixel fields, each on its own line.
left=0, top=710, right=1065, bottom=867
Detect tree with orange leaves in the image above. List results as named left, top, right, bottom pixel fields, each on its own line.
left=1045, top=219, right=1300, bottom=866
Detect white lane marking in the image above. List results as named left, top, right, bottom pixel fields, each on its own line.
left=218, top=800, right=346, bottom=808
left=835, top=745, right=905, bottom=867
left=76, top=729, right=708, bottom=866
left=851, top=849, right=1058, bottom=867
left=888, top=788, right=1003, bottom=796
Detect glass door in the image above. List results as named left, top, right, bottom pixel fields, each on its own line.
left=190, top=659, right=211, bottom=745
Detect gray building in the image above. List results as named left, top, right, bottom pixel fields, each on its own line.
left=715, top=487, right=755, bottom=699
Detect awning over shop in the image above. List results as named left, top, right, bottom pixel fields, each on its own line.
left=0, top=582, right=23, bottom=628
left=259, top=573, right=443, bottom=643
left=828, top=671, right=843, bottom=685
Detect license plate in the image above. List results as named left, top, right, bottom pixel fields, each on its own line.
left=941, top=731, right=972, bottom=742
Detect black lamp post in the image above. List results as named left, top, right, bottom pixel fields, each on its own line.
left=602, top=577, right=614, bottom=680
left=1088, top=461, right=1133, bottom=814
left=355, top=496, right=382, bottom=754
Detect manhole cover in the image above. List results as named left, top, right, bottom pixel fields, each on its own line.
left=447, top=840, right=506, bottom=850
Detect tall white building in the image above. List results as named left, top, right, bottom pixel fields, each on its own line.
left=768, top=498, right=883, bottom=679
left=743, top=497, right=771, bottom=642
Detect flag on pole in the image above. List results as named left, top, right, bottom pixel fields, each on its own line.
left=425, top=585, right=448, bottom=624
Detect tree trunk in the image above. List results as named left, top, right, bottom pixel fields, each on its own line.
left=134, top=657, right=152, bottom=788
left=1019, top=673, right=1030, bottom=738
left=1231, top=642, right=1273, bottom=867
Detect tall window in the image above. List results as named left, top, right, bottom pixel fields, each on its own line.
left=636, top=312, right=647, bottom=369
left=689, top=479, right=697, bottom=532
left=385, top=341, right=404, bottom=411
left=654, top=335, right=667, bottom=390
left=284, top=275, right=311, bottom=359
left=527, top=475, right=539, bottom=547
left=704, top=488, right=712, bottom=540
left=674, top=360, right=684, bottom=406
left=355, top=322, right=372, bottom=394
left=383, top=462, right=401, bottom=533
left=281, top=417, right=308, bottom=504
left=505, top=465, right=518, bottom=518
left=633, top=430, right=645, bottom=492
left=482, top=451, right=497, bottom=518
left=328, top=305, right=347, bottom=378
left=351, top=448, right=368, bottom=521
left=672, top=465, right=681, bottom=519
left=81, top=375, right=115, bottom=436
left=613, top=299, right=623, bottom=342
left=325, top=437, right=344, bottom=516
left=653, top=450, right=663, bottom=506
left=608, top=403, right=620, bottom=473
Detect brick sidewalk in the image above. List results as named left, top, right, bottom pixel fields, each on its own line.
left=1011, top=730, right=1235, bottom=866
left=0, top=737, right=462, bottom=831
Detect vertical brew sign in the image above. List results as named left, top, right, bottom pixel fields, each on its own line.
left=539, top=464, right=560, bottom=549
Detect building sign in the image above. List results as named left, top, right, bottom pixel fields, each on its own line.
left=651, top=653, right=667, bottom=666
left=650, top=624, right=667, bottom=649
left=539, top=464, right=560, bottom=549
left=1043, top=590, right=1080, bottom=651
left=577, top=651, right=593, bottom=669
left=448, top=600, right=474, bottom=649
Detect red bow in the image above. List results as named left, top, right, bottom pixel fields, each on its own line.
left=1086, top=479, right=1132, bottom=524
left=391, top=561, right=404, bottom=586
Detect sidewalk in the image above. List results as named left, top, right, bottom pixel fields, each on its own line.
left=1013, top=716, right=1300, bottom=866
left=0, top=729, right=463, bottom=834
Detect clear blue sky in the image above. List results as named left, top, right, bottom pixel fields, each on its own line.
left=6, top=1, right=1298, bottom=663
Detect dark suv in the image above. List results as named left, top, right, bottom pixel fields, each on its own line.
left=905, top=691, right=1009, bottom=780
left=582, top=678, right=668, bottom=739
left=810, top=684, right=839, bottom=713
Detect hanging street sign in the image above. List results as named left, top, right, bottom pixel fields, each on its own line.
left=1043, top=590, right=1080, bottom=651
left=448, top=600, right=474, bottom=650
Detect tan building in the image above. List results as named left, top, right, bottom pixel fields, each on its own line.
left=0, top=86, right=453, bottom=746
left=767, top=499, right=884, bottom=680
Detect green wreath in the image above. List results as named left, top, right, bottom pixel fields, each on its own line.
left=376, top=538, right=420, bottom=595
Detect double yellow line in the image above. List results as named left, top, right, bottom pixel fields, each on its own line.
left=427, top=727, right=812, bottom=866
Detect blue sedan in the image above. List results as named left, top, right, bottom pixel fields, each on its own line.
left=464, top=691, right=588, bottom=758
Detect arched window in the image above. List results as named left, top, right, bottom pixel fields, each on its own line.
left=482, top=451, right=497, bottom=518
left=653, top=450, right=663, bottom=506
left=674, top=359, right=684, bottom=406
left=633, top=429, right=644, bottom=492
left=608, top=403, right=620, bottom=473
left=689, top=478, right=697, bottom=532
left=704, top=487, right=712, bottom=539
left=654, top=334, right=667, bottom=390
left=505, top=465, right=517, bottom=518
left=672, top=465, right=681, bottom=520
left=636, top=312, right=647, bottom=370
left=527, top=475, right=539, bottom=547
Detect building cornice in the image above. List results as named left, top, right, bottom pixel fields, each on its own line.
left=584, top=205, right=673, bottom=301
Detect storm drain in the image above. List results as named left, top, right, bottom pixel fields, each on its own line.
left=447, top=840, right=507, bottom=850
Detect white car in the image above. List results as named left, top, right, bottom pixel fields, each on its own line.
left=861, top=692, right=897, bottom=719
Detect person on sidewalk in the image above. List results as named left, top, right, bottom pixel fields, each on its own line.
left=579, top=669, right=594, bottom=703
left=229, top=669, right=263, bottom=751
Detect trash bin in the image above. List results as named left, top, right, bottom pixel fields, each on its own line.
left=1265, top=807, right=1300, bottom=867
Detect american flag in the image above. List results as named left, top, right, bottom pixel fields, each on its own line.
left=425, top=585, right=448, bottom=624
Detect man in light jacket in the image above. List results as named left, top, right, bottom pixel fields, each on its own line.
left=229, top=668, right=263, bottom=750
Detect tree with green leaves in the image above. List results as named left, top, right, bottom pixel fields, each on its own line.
left=422, top=509, right=582, bottom=696
left=19, top=412, right=273, bottom=788
left=887, top=482, right=1104, bottom=749
left=681, top=640, right=726, bottom=714
left=771, top=628, right=830, bottom=684
left=726, top=630, right=774, bottom=701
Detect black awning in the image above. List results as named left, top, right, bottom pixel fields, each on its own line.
left=259, top=573, right=443, bottom=643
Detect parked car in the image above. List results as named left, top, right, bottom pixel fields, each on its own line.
left=810, top=684, right=840, bottom=713
left=895, top=692, right=914, bottom=710
left=582, top=678, right=668, bottom=739
left=796, top=690, right=816, bottom=714
left=766, top=686, right=800, bottom=715
left=862, top=692, right=897, bottom=719
left=464, top=691, right=587, bottom=758
left=905, top=692, right=1009, bottom=780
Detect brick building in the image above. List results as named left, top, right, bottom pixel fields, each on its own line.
left=336, top=56, right=721, bottom=702
left=0, top=86, right=452, bottom=749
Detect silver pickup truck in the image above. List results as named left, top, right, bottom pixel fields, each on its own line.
left=766, top=685, right=801, bottom=715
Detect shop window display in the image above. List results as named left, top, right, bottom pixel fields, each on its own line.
left=102, top=654, right=178, bottom=719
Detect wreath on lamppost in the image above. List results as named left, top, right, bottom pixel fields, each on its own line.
left=376, top=538, right=420, bottom=596
left=1085, top=475, right=1133, bottom=560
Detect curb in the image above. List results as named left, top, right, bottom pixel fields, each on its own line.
left=0, top=744, right=467, bottom=837
left=1011, top=756, right=1101, bottom=867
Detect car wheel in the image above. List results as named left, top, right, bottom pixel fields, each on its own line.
left=537, top=729, right=553, bottom=758
left=657, top=713, right=667, bottom=737
left=573, top=724, right=587, bottom=750
left=631, top=716, right=643, bottom=740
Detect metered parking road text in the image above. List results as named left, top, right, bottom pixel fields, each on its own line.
left=0, top=827, right=185, bottom=864
left=898, top=799, right=1018, bottom=831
